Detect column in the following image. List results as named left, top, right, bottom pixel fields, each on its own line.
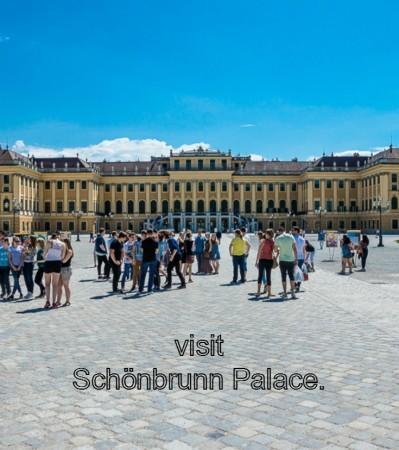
left=39, top=181, right=44, bottom=213
left=51, top=181, right=56, bottom=212
left=357, top=179, right=362, bottom=211
left=320, top=180, right=325, bottom=209
left=333, top=180, right=338, bottom=211
left=307, top=180, right=313, bottom=211
left=180, top=180, right=185, bottom=212
left=168, top=181, right=173, bottom=213
left=134, top=184, right=139, bottom=214
left=205, top=181, right=210, bottom=213
left=111, top=184, right=116, bottom=213
left=88, top=181, right=94, bottom=213
left=216, top=181, right=221, bottom=210
left=193, top=181, right=197, bottom=212
left=274, top=183, right=279, bottom=210
left=381, top=173, right=389, bottom=204
left=145, top=183, right=150, bottom=214
left=122, top=183, right=127, bottom=213
left=251, top=183, right=256, bottom=214
left=345, top=179, right=350, bottom=210
left=157, top=183, right=162, bottom=214
left=286, top=182, right=291, bottom=211
left=239, top=183, right=244, bottom=214
left=63, top=181, right=68, bottom=212
left=228, top=180, right=233, bottom=212
left=298, top=182, right=303, bottom=211
left=263, top=182, right=267, bottom=213
left=76, top=181, right=81, bottom=212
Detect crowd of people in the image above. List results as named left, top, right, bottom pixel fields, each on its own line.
left=0, top=224, right=371, bottom=307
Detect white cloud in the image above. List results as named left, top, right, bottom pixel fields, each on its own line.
left=250, top=154, right=265, bottom=161
left=240, top=123, right=256, bottom=128
left=12, top=138, right=215, bottom=161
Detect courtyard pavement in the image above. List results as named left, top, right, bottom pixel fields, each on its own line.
left=0, top=234, right=398, bottom=449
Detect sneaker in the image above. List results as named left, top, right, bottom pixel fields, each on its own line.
left=291, top=293, right=298, bottom=300
left=177, top=285, right=186, bottom=289
left=230, top=280, right=237, bottom=285
left=163, top=284, right=171, bottom=289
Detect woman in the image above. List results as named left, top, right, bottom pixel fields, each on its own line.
left=131, top=234, right=142, bottom=291
left=34, top=238, right=46, bottom=298
left=358, top=234, right=369, bottom=272
left=23, top=235, right=37, bottom=299
left=305, top=240, right=315, bottom=272
left=158, top=231, right=168, bottom=278
left=0, top=238, right=11, bottom=299
left=340, top=235, right=353, bottom=275
left=9, top=237, right=24, bottom=299
left=56, top=238, right=73, bottom=306
left=255, top=229, right=275, bottom=298
left=43, top=233, right=66, bottom=308
left=229, top=229, right=246, bottom=284
left=183, top=231, right=195, bottom=283
left=203, top=232, right=213, bottom=274
left=209, top=233, right=220, bottom=275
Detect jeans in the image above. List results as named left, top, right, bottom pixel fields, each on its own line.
left=0, top=266, right=10, bottom=296
left=232, top=255, right=245, bottom=282
left=139, top=260, right=157, bottom=292
left=121, top=262, right=132, bottom=289
left=11, top=269, right=23, bottom=295
left=166, top=257, right=185, bottom=287
left=196, top=253, right=204, bottom=272
left=23, top=262, right=34, bottom=294
left=97, top=254, right=110, bottom=277
left=361, top=248, right=368, bottom=269
left=109, top=260, right=121, bottom=292
left=34, top=267, right=45, bottom=293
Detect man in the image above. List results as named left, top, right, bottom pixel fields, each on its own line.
left=240, top=227, right=251, bottom=280
left=318, top=230, right=325, bottom=250
left=121, top=233, right=135, bottom=290
left=229, top=229, right=247, bottom=284
left=194, top=230, right=205, bottom=273
left=107, top=231, right=117, bottom=250
left=274, top=225, right=298, bottom=299
left=292, top=226, right=307, bottom=292
left=163, top=231, right=186, bottom=289
left=139, top=230, right=159, bottom=293
left=109, top=231, right=126, bottom=293
left=95, top=228, right=110, bottom=279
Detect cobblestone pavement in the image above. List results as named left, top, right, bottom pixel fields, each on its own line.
left=1, top=235, right=398, bottom=449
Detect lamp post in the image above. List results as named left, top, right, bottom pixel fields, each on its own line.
left=372, top=198, right=389, bottom=247
left=107, top=212, right=114, bottom=231
left=315, top=207, right=326, bottom=233
left=8, top=199, right=22, bottom=235
left=73, top=210, right=83, bottom=241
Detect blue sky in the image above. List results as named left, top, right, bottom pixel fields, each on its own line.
left=1, top=0, right=399, bottom=160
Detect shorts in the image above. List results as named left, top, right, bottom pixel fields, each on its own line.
left=60, top=266, right=72, bottom=281
left=279, top=261, right=295, bottom=282
left=44, top=260, right=62, bottom=274
left=185, top=255, right=195, bottom=264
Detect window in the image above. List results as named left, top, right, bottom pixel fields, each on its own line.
left=128, top=183, right=133, bottom=192
left=245, top=183, right=251, bottom=192
left=44, top=201, right=51, bottom=213
left=314, top=200, right=320, bottom=210
left=128, top=200, right=134, bottom=214
left=267, top=200, right=274, bottom=212
left=151, top=200, right=157, bottom=214
left=174, top=160, right=180, bottom=170
left=104, top=201, right=111, bottom=214
left=326, top=200, right=333, bottom=212
left=245, top=200, right=251, bottom=213
left=314, top=180, right=320, bottom=189
left=45, top=181, right=50, bottom=190
left=139, top=200, right=145, bottom=214
left=291, top=199, right=297, bottom=212
left=280, top=183, right=285, bottom=192
left=198, top=182, right=204, bottom=192
left=174, top=182, right=180, bottom=192
left=222, top=159, right=227, bottom=170
left=350, top=200, right=357, bottom=211
left=233, top=200, right=240, bottom=214
left=3, top=175, right=9, bottom=184
left=256, top=200, right=262, bottom=213
left=210, top=200, right=217, bottom=213
left=198, top=160, right=203, bottom=170
left=197, top=200, right=204, bottom=213
left=393, top=219, right=398, bottom=230
left=81, top=181, right=87, bottom=189
left=81, top=221, right=87, bottom=231
left=162, top=200, right=168, bottom=214
left=186, top=182, right=191, bottom=192
left=174, top=200, right=181, bottom=213
left=257, top=183, right=262, bottom=192
left=57, top=201, right=63, bottom=213
left=392, top=197, right=398, bottom=210
left=45, top=222, right=50, bottom=231
left=116, top=184, right=122, bottom=192
left=210, top=182, right=216, bottom=192
left=162, top=183, right=168, bottom=192
left=326, top=180, right=332, bottom=189
left=69, top=222, right=74, bottom=232
left=279, top=200, right=286, bottom=212
left=233, top=183, right=239, bottom=192
left=185, top=200, right=192, bottom=213
left=116, top=201, right=123, bottom=214
left=81, top=201, right=87, bottom=213
left=3, top=199, right=10, bottom=212
left=140, top=184, right=145, bottom=192
left=210, top=160, right=216, bottom=170
left=392, top=174, right=397, bottom=183
left=68, top=201, right=75, bottom=213
left=268, top=183, right=274, bottom=192
left=222, top=182, right=227, bottom=192
left=338, top=180, right=344, bottom=189
left=105, top=184, right=110, bottom=192
left=57, top=181, right=62, bottom=189
left=291, top=183, right=297, bottom=192
left=151, top=184, right=157, bottom=193
left=69, top=181, right=75, bottom=190
left=185, top=160, right=191, bottom=170
left=221, top=200, right=228, bottom=213
left=350, top=180, right=356, bottom=189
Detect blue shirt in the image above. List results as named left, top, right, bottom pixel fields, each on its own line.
left=0, top=247, right=9, bottom=267
left=9, top=246, right=24, bottom=267
left=194, top=235, right=205, bottom=254
left=95, top=235, right=107, bottom=255
left=167, top=237, right=181, bottom=256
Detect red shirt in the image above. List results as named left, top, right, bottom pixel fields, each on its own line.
left=259, top=238, right=274, bottom=260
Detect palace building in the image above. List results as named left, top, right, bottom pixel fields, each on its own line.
left=0, top=145, right=398, bottom=234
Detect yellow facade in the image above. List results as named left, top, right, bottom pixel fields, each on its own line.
left=0, top=146, right=398, bottom=234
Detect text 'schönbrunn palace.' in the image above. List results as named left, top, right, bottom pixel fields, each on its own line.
left=0, top=145, right=398, bottom=235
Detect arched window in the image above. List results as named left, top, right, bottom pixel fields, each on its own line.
left=210, top=182, right=216, bottom=192
left=128, top=222, right=133, bottom=230
left=279, top=200, right=286, bottom=212
left=256, top=200, right=262, bottom=213
left=174, top=200, right=181, bottom=213
left=139, top=200, right=145, bottom=214
left=198, top=181, right=204, bottom=192
left=151, top=200, right=157, bottom=214
left=197, top=200, right=204, bottom=213
left=116, top=200, right=123, bottom=214
left=128, top=200, right=134, bottom=214
left=233, top=200, right=240, bottom=215
left=210, top=200, right=217, bottom=213
left=162, top=200, right=168, bottom=215
left=221, top=199, right=228, bottom=213
left=186, top=200, right=192, bottom=213
left=267, top=200, right=274, bottom=212
left=291, top=199, right=297, bottom=213
left=245, top=200, right=251, bottom=214
left=104, top=200, right=111, bottom=215
left=3, top=199, right=10, bottom=212
left=391, top=197, right=398, bottom=210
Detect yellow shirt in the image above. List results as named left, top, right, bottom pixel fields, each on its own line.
left=230, top=237, right=246, bottom=256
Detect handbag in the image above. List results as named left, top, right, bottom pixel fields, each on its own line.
left=272, top=256, right=278, bottom=269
